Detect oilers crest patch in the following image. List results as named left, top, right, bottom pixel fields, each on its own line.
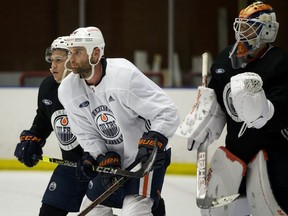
left=92, top=105, right=123, bottom=145
left=49, top=182, right=57, bottom=191
left=223, top=82, right=242, bottom=123
left=51, top=109, right=78, bottom=150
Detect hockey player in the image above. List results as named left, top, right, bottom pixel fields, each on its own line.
left=14, top=37, right=89, bottom=216
left=177, top=1, right=288, bottom=215
left=58, top=26, right=179, bottom=215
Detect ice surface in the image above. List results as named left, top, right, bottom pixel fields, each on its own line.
left=0, top=171, right=201, bottom=216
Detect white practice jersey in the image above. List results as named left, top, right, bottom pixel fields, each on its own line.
left=58, top=58, right=179, bottom=168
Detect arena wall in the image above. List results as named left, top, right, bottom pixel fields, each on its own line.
left=0, top=87, right=226, bottom=174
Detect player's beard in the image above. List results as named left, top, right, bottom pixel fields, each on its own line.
left=71, top=60, right=92, bottom=79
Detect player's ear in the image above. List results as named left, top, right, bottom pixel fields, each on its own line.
left=91, top=47, right=100, bottom=63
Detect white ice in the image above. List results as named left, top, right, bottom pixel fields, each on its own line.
left=0, top=171, right=201, bottom=216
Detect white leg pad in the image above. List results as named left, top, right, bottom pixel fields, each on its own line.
left=246, top=150, right=287, bottom=216
left=199, top=146, right=250, bottom=216
left=200, top=196, right=250, bottom=216
left=207, top=146, right=246, bottom=198
left=80, top=195, right=113, bottom=216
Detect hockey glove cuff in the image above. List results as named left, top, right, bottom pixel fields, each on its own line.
left=136, top=131, right=168, bottom=170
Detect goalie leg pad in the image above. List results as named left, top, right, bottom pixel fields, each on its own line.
left=246, top=150, right=287, bottom=216
left=207, top=146, right=246, bottom=198
left=200, top=196, right=250, bottom=216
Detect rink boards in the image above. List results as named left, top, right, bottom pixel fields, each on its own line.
left=0, top=87, right=225, bottom=174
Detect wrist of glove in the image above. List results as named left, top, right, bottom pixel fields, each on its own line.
left=231, top=72, right=274, bottom=129
left=97, top=151, right=121, bottom=189
left=136, top=131, right=168, bottom=170
left=76, top=152, right=98, bottom=182
left=14, top=130, right=45, bottom=167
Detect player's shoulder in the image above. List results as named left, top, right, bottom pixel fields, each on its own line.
left=213, top=46, right=232, bottom=64
left=39, top=75, right=58, bottom=91
left=267, top=46, right=288, bottom=60
left=106, top=58, right=137, bottom=71
left=59, top=73, right=79, bottom=89
left=58, top=73, right=82, bottom=102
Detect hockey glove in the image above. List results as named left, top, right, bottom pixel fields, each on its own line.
left=175, top=86, right=226, bottom=151
left=14, top=130, right=45, bottom=167
left=136, top=131, right=168, bottom=170
left=76, top=152, right=98, bottom=182
left=97, top=151, right=122, bottom=190
left=230, top=72, right=274, bottom=129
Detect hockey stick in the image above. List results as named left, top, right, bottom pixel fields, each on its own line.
left=33, top=145, right=157, bottom=179
left=195, top=52, right=239, bottom=209
left=77, top=144, right=158, bottom=216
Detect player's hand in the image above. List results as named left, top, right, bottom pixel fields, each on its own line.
left=76, top=152, right=98, bottom=182
left=136, top=131, right=168, bottom=170
left=14, top=130, right=45, bottom=167
left=97, top=151, right=121, bottom=189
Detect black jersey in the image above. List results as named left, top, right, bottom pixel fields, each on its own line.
left=209, top=45, right=288, bottom=163
left=30, top=75, right=84, bottom=162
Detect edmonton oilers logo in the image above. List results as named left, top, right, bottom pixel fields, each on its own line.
left=49, top=182, right=57, bottom=191
left=54, top=115, right=77, bottom=145
left=223, top=83, right=241, bottom=122
left=92, top=105, right=123, bottom=145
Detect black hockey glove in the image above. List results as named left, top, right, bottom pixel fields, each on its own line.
left=97, top=151, right=122, bottom=190
left=136, top=131, right=168, bottom=170
left=76, top=152, right=98, bottom=182
left=14, top=130, right=45, bottom=167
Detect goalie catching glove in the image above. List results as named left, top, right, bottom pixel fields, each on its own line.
left=230, top=72, right=274, bottom=129
left=14, top=130, right=46, bottom=167
left=136, top=131, right=168, bottom=170
left=175, top=86, right=226, bottom=151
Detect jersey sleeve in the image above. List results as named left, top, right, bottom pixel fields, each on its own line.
left=127, top=70, right=180, bottom=138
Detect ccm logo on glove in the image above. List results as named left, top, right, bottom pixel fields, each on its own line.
left=20, top=135, right=43, bottom=142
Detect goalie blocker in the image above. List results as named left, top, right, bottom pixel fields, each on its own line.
left=175, top=86, right=226, bottom=151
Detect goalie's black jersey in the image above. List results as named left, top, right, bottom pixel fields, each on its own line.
left=208, top=45, right=288, bottom=163
left=30, top=75, right=84, bottom=162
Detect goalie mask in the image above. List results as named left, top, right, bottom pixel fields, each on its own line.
left=45, top=36, right=71, bottom=83
left=65, top=26, right=105, bottom=80
left=229, top=1, right=279, bottom=69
